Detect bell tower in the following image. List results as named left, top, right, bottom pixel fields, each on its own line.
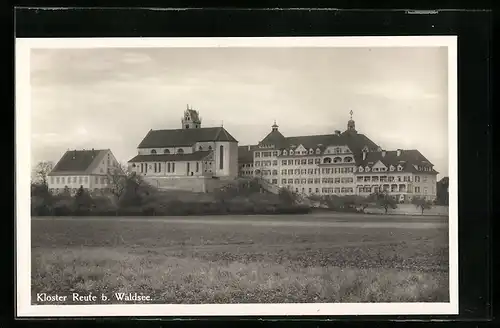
left=347, top=110, right=356, bottom=132
left=181, top=104, right=202, bottom=129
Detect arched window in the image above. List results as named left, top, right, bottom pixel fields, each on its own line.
left=219, top=145, right=224, bottom=170
left=163, top=149, right=170, bottom=154
left=199, top=146, right=203, bottom=151
left=208, top=146, right=212, bottom=150
left=177, top=149, right=184, bottom=154
left=333, top=157, right=342, bottom=163
left=344, top=156, right=353, bottom=163
left=150, top=149, right=157, bottom=154
left=323, top=157, right=332, bottom=164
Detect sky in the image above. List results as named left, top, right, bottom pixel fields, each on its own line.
left=30, top=46, right=449, bottom=178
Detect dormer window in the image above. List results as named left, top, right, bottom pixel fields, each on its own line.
left=365, top=166, right=370, bottom=172
left=389, top=165, right=395, bottom=171
left=283, top=150, right=288, bottom=155
left=315, top=148, right=321, bottom=154
left=309, top=149, right=314, bottom=154
left=150, top=149, right=157, bottom=154
left=397, top=165, right=403, bottom=171
left=358, top=166, right=364, bottom=172
left=290, top=150, right=294, bottom=155
left=164, top=149, right=170, bottom=154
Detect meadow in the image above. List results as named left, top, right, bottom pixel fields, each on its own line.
left=31, top=213, right=449, bottom=304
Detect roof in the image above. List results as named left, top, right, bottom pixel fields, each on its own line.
left=137, top=127, right=238, bottom=148
left=238, top=145, right=258, bottom=163
left=128, top=151, right=212, bottom=163
left=284, top=132, right=379, bottom=162
left=48, top=149, right=108, bottom=176
left=186, top=109, right=201, bottom=123
left=259, top=130, right=287, bottom=148
left=356, top=149, right=439, bottom=174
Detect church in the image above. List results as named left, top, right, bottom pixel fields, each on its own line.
left=128, top=106, right=239, bottom=192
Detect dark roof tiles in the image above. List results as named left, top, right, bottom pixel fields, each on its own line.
left=128, top=151, right=212, bottom=163
left=137, top=127, right=238, bottom=148
left=49, top=149, right=108, bottom=176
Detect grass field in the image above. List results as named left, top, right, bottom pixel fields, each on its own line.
left=31, top=214, right=449, bottom=304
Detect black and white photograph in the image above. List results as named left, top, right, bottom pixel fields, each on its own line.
left=16, top=36, right=458, bottom=316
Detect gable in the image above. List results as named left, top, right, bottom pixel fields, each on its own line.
left=49, top=149, right=107, bottom=176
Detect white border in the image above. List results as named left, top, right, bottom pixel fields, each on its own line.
left=16, top=36, right=458, bottom=317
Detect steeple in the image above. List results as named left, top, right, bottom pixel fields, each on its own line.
left=181, top=105, right=202, bottom=129
left=347, top=109, right=356, bottom=132
left=271, top=120, right=279, bottom=132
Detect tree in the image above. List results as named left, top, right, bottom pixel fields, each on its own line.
left=74, top=185, right=93, bottom=213
left=106, top=162, right=128, bottom=203
left=278, top=187, right=299, bottom=205
left=373, top=191, right=398, bottom=214
left=412, top=196, right=433, bottom=215
left=33, top=161, right=54, bottom=185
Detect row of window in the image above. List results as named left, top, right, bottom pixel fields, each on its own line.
left=356, top=185, right=428, bottom=194
left=280, top=177, right=354, bottom=185
left=255, top=147, right=352, bottom=158
left=355, top=175, right=427, bottom=183
left=50, top=176, right=107, bottom=185
left=150, top=145, right=215, bottom=155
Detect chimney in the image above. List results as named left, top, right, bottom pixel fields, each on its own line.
left=381, top=150, right=386, bottom=157
left=72, top=150, right=76, bottom=160
left=247, top=145, right=251, bottom=151
left=334, top=130, right=341, bottom=136
left=397, top=149, right=402, bottom=156
left=362, top=151, right=367, bottom=160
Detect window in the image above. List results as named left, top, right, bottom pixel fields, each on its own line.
left=196, top=162, right=199, bottom=172
left=358, top=166, right=364, bottom=172
left=84, top=177, right=88, bottom=183
left=151, top=149, right=157, bottom=154
left=373, top=168, right=379, bottom=172
left=333, top=157, right=342, bottom=163
left=198, top=146, right=202, bottom=151
left=415, top=176, right=421, bottom=182
left=283, top=150, right=287, bottom=155
left=372, top=176, right=379, bottom=182
left=295, top=179, right=300, bottom=184
left=255, top=161, right=261, bottom=166
left=288, top=169, right=293, bottom=175
left=295, top=169, right=300, bottom=175
left=288, top=179, right=293, bottom=184
left=380, top=176, right=387, bottom=182
left=282, top=179, right=286, bottom=184
left=154, top=163, right=157, bottom=172
left=290, top=150, right=294, bottom=155
left=282, top=169, right=287, bottom=175
left=301, top=159, right=307, bottom=165
left=326, top=168, right=331, bottom=174
left=272, top=170, right=278, bottom=176
left=272, top=160, right=278, bottom=166
left=61, top=177, right=65, bottom=184
left=314, top=178, right=320, bottom=184
left=415, top=186, right=420, bottom=193
left=272, top=151, right=278, bottom=156
left=397, top=176, right=402, bottom=182
left=397, top=165, right=403, bottom=171
left=388, top=176, right=395, bottom=182
left=316, top=149, right=321, bottom=154
left=272, top=179, right=278, bottom=184
left=357, top=176, right=363, bottom=182
left=423, top=176, right=428, bottom=182
left=335, top=178, right=340, bottom=184
left=316, top=188, right=319, bottom=193
left=282, top=160, right=287, bottom=165
left=308, top=169, right=313, bottom=174
left=389, top=165, right=395, bottom=171
left=220, top=146, right=225, bottom=169
left=309, top=149, right=314, bottom=154
left=301, top=179, right=307, bottom=184
left=323, top=157, right=332, bottom=164
left=172, top=163, right=175, bottom=172
left=301, top=169, right=306, bottom=174
left=55, top=177, right=60, bottom=184
left=79, top=177, right=83, bottom=184
left=365, top=166, right=370, bottom=172
left=308, top=159, right=313, bottom=165
left=101, top=177, right=105, bottom=184
left=344, top=156, right=353, bottom=163
left=288, top=160, right=293, bottom=165
left=177, top=149, right=184, bottom=154
left=308, top=178, right=313, bottom=184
